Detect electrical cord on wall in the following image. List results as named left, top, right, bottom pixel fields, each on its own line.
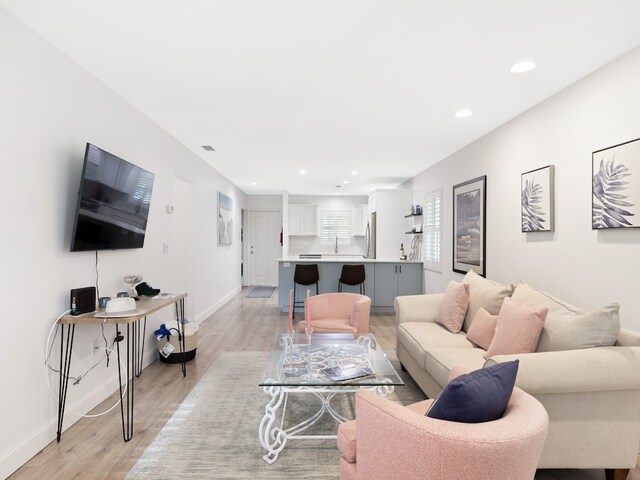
left=45, top=310, right=127, bottom=418
left=95, top=250, right=100, bottom=299
left=94, top=250, right=111, bottom=367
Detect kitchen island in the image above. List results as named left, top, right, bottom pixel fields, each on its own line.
left=277, top=256, right=423, bottom=311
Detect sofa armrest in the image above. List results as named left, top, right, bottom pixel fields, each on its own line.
left=394, top=293, right=443, bottom=325
left=484, top=346, right=640, bottom=395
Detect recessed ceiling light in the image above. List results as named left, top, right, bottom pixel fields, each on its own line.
left=454, top=109, right=473, bottom=118
left=201, top=145, right=215, bottom=152
left=299, top=169, right=306, bottom=175
left=251, top=181, right=257, bottom=186
left=343, top=180, right=349, bottom=184
left=510, top=60, right=537, bottom=73
left=351, top=170, right=358, bottom=176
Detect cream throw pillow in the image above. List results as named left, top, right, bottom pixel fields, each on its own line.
left=462, top=270, right=514, bottom=332
left=436, top=281, right=470, bottom=334
left=466, top=307, right=498, bottom=350
left=511, top=283, right=620, bottom=352
left=484, top=297, right=548, bottom=359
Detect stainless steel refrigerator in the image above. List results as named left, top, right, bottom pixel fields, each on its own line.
left=365, top=212, right=376, bottom=259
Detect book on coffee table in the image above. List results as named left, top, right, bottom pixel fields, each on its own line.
left=320, top=365, right=374, bottom=382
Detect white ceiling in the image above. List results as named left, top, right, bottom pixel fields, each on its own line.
left=3, top=1, right=640, bottom=196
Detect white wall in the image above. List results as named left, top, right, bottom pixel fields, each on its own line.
left=0, top=9, right=245, bottom=478
left=405, top=46, right=640, bottom=330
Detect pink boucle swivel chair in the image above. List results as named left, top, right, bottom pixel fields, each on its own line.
left=297, top=293, right=371, bottom=335
left=338, top=379, right=549, bottom=480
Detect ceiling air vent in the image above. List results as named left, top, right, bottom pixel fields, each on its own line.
left=201, top=145, right=215, bottom=152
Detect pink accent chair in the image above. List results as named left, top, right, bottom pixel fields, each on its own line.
left=297, top=293, right=371, bottom=335
left=337, top=384, right=549, bottom=480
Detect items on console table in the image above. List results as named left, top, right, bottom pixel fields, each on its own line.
left=56, top=292, right=188, bottom=443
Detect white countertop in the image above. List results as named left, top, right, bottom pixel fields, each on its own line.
left=276, top=256, right=423, bottom=264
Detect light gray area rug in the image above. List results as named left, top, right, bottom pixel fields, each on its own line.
left=126, top=351, right=427, bottom=480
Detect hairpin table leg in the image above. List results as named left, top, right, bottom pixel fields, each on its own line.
left=56, top=323, right=75, bottom=442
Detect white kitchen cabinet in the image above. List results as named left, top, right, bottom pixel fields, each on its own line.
left=288, top=205, right=318, bottom=236
left=351, top=204, right=368, bottom=236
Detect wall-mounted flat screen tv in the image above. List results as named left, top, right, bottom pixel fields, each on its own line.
left=70, top=143, right=155, bottom=252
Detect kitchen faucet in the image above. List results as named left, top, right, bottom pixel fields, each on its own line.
left=335, top=236, right=339, bottom=254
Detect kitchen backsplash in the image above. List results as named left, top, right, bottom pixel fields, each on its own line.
left=289, top=236, right=366, bottom=255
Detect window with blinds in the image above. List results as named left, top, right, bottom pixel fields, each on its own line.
left=423, top=189, right=442, bottom=272
left=320, top=210, right=351, bottom=246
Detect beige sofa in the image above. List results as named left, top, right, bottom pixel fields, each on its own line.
left=394, top=272, right=640, bottom=471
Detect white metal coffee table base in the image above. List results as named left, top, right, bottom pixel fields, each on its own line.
left=259, top=382, right=394, bottom=464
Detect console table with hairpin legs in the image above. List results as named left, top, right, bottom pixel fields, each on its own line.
left=56, top=293, right=187, bottom=442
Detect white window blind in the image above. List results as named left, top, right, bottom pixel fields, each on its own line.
left=320, top=210, right=350, bottom=246
left=423, top=189, right=442, bottom=272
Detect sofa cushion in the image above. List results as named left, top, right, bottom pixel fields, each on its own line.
left=397, top=322, right=473, bottom=367
left=436, top=281, right=470, bottom=333
left=424, top=348, right=488, bottom=389
left=426, top=360, right=519, bottom=423
left=484, top=298, right=547, bottom=359
left=462, top=270, right=514, bottom=332
left=512, top=283, right=620, bottom=352
left=465, top=307, right=498, bottom=350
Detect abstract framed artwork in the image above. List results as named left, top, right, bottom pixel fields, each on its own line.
left=592, top=137, right=640, bottom=229
left=218, top=192, right=233, bottom=245
left=453, top=175, right=486, bottom=277
left=521, top=165, right=554, bottom=232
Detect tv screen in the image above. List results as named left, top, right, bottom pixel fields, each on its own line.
left=70, top=143, right=155, bottom=252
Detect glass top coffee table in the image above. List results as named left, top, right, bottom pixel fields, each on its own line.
left=258, top=332, right=403, bottom=464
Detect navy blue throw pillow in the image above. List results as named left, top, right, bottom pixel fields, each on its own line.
left=426, top=360, right=519, bottom=423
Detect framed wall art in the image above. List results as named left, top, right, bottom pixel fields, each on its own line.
left=452, top=175, right=486, bottom=276
left=521, top=165, right=554, bottom=232
left=593, top=138, right=640, bottom=229
left=218, top=192, right=234, bottom=245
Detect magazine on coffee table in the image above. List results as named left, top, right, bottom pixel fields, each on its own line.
left=320, top=365, right=374, bottom=382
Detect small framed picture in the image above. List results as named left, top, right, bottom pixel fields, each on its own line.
left=521, top=165, right=554, bottom=232
left=592, top=138, right=640, bottom=229
left=453, top=176, right=486, bottom=276
left=218, top=192, right=234, bottom=245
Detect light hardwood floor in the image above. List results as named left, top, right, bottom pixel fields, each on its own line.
left=10, top=289, right=639, bottom=480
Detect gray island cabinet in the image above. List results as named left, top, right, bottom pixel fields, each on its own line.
left=277, top=258, right=422, bottom=311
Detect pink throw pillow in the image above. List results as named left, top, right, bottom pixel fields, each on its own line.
left=466, top=307, right=498, bottom=350
left=484, top=297, right=548, bottom=359
left=436, top=281, right=470, bottom=333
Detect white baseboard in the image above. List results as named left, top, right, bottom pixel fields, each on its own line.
left=195, top=286, right=241, bottom=324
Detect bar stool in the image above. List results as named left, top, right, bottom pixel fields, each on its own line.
left=338, top=264, right=366, bottom=295
left=293, top=263, right=319, bottom=318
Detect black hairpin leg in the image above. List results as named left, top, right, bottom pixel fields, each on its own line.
left=115, top=322, right=136, bottom=442
left=134, top=316, right=147, bottom=378
left=56, top=323, right=75, bottom=442
left=175, top=299, right=187, bottom=377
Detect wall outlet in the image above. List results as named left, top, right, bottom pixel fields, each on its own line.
left=92, top=339, right=101, bottom=357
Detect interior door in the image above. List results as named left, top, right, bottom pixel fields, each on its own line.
left=248, top=210, right=281, bottom=286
